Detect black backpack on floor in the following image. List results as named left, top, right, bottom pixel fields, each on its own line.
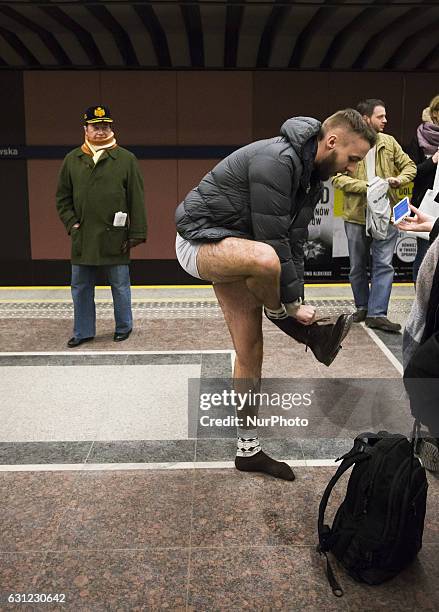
left=317, top=429, right=428, bottom=597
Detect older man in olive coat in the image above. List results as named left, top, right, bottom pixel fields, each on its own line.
left=56, top=105, right=147, bottom=347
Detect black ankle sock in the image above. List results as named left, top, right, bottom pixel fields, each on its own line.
left=235, top=450, right=295, bottom=481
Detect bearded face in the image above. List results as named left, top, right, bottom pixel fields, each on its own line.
left=314, top=150, right=339, bottom=180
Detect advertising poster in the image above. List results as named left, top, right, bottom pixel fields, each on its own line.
left=304, top=181, right=416, bottom=282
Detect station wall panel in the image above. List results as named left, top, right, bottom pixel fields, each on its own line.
left=177, top=72, right=252, bottom=144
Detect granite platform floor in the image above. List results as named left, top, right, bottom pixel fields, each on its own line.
left=1, top=284, right=438, bottom=610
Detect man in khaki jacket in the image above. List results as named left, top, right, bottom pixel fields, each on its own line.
left=333, top=99, right=416, bottom=332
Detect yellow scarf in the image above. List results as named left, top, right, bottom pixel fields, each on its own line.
left=81, top=131, right=117, bottom=164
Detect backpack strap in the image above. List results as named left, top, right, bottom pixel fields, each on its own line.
left=408, top=419, right=422, bottom=489
left=317, top=452, right=370, bottom=551
left=317, top=451, right=371, bottom=597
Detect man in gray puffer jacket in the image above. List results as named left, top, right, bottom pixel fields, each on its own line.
left=176, top=109, right=375, bottom=481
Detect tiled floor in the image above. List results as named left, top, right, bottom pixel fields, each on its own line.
left=0, top=467, right=438, bottom=610
left=1, top=284, right=437, bottom=610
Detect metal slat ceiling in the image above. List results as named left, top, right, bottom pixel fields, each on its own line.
left=0, top=0, right=437, bottom=70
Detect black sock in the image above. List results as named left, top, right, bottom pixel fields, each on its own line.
left=235, top=450, right=295, bottom=481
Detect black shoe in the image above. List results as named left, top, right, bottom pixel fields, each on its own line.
left=67, top=336, right=94, bottom=348
left=114, top=329, right=132, bottom=342
left=365, top=316, right=401, bottom=333
left=352, top=308, right=367, bottom=323
left=306, top=314, right=354, bottom=366
left=266, top=313, right=353, bottom=367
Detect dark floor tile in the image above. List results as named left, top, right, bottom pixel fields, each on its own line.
left=195, top=439, right=303, bottom=462
left=300, top=438, right=352, bottom=460
left=341, top=322, right=374, bottom=348
left=0, top=472, right=77, bottom=552
left=408, top=544, right=439, bottom=610
left=0, top=318, right=201, bottom=353
left=53, top=470, right=194, bottom=550
left=0, top=319, right=68, bottom=352
left=0, top=355, right=50, bottom=367
left=338, top=545, right=436, bottom=611
left=188, top=546, right=349, bottom=611
left=200, top=353, right=233, bottom=378
left=47, top=353, right=129, bottom=366
left=253, top=438, right=304, bottom=461
left=136, top=319, right=203, bottom=351
left=36, top=549, right=189, bottom=611
left=199, top=320, right=235, bottom=350
left=0, top=441, right=92, bottom=465
left=191, top=467, right=344, bottom=547
left=424, top=473, right=439, bottom=544
left=0, top=552, right=47, bottom=608
left=323, top=346, right=400, bottom=378
left=372, top=328, right=403, bottom=345
left=3, top=352, right=202, bottom=367
left=262, top=348, right=321, bottom=378
left=87, top=440, right=196, bottom=464
left=195, top=439, right=237, bottom=462
left=125, top=353, right=201, bottom=366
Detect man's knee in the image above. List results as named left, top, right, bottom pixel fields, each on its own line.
left=71, top=276, right=92, bottom=291
left=374, top=257, right=394, bottom=271
left=252, top=243, right=280, bottom=278
left=110, top=279, right=128, bottom=292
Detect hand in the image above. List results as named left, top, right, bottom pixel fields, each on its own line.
left=432, top=149, right=439, bottom=164
left=121, top=238, right=144, bottom=253
left=387, top=177, right=401, bottom=188
left=291, top=304, right=316, bottom=325
left=396, top=204, right=435, bottom=233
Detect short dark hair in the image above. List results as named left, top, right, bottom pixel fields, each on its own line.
left=321, top=108, right=376, bottom=147
left=356, top=99, right=385, bottom=118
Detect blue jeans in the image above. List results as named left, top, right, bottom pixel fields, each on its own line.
left=71, top=265, right=132, bottom=339
left=413, top=237, right=429, bottom=283
left=344, top=221, right=398, bottom=317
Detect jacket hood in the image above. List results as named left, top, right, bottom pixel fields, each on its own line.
left=280, top=117, right=321, bottom=155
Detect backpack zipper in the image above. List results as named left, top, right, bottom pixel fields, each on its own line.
left=382, top=459, right=427, bottom=541
left=362, top=438, right=406, bottom=515
left=381, top=456, right=410, bottom=539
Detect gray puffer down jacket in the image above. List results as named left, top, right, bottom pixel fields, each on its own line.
left=175, top=117, right=323, bottom=303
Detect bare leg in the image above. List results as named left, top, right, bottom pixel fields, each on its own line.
left=197, top=237, right=282, bottom=310
left=214, top=281, right=295, bottom=481
left=196, top=236, right=348, bottom=367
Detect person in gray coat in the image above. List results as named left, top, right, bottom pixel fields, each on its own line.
left=176, top=109, right=375, bottom=481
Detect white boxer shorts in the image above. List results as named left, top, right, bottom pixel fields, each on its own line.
left=175, top=233, right=202, bottom=279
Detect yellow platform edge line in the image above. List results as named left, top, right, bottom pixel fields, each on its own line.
left=0, top=285, right=214, bottom=290
left=0, top=282, right=414, bottom=290
left=0, top=298, right=219, bottom=303
left=0, top=296, right=414, bottom=304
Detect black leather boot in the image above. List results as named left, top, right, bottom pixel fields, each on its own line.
left=265, top=313, right=354, bottom=367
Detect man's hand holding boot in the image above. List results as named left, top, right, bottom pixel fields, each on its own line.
left=285, top=302, right=316, bottom=325
left=265, top=299, right=353, bottom=367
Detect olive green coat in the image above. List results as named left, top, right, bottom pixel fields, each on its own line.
left=56, top=146, right=147, bottom=265
left=332, top=133, right=417, bottom=225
